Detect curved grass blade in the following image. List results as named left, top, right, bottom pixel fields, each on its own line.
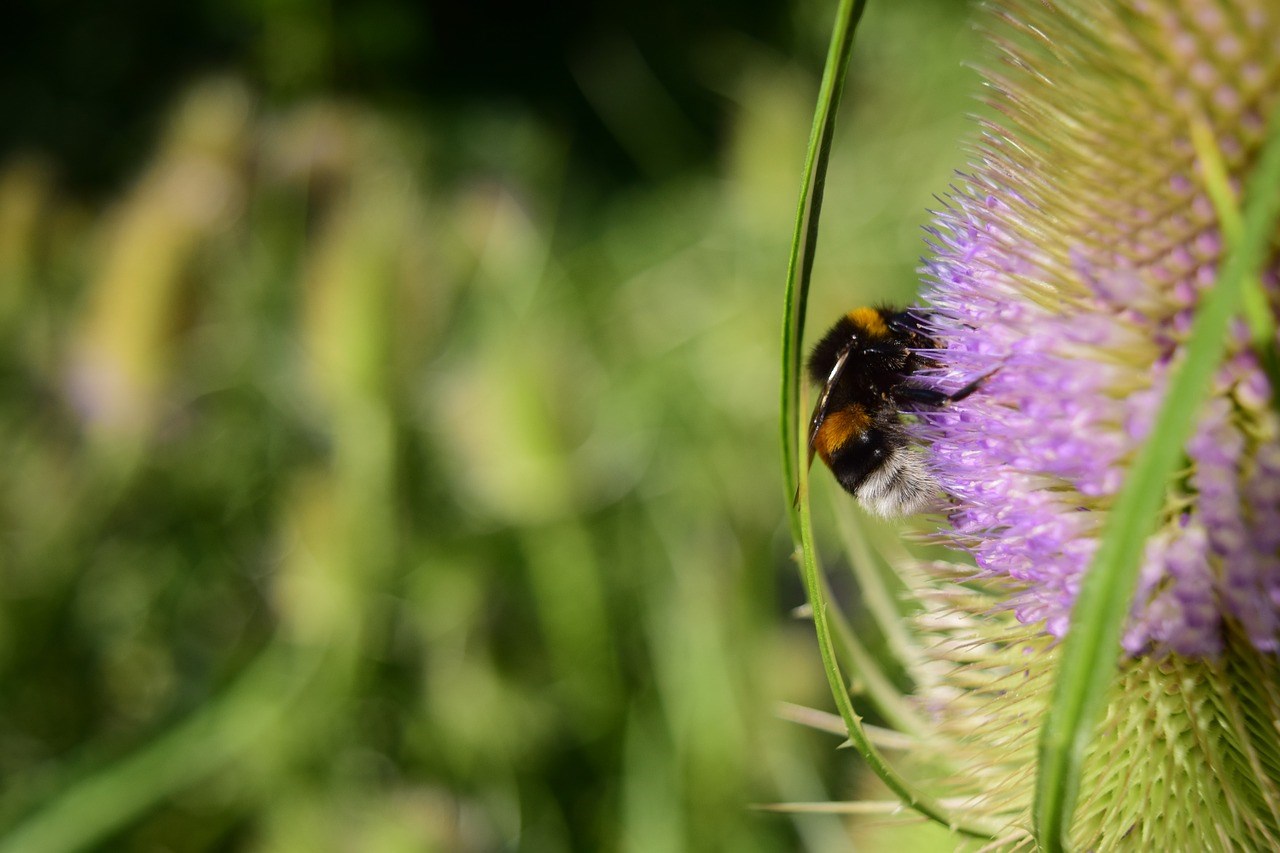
left=818, top=570, right=930, bottom=738
left=779, top=0, right=866, bottom=531
left=1033, top=105, right=1280, bottom=853
left=795, top=463, right=1001, bottom=838
left=779, top=0, right=999, bottom=838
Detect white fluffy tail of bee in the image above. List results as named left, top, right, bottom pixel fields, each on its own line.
left=853, top=446, right=940, bottom=517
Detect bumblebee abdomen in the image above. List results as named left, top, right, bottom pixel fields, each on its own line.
left=826, top=421, right=898, bottom=494
left=812, top=403, right=871, bottom=464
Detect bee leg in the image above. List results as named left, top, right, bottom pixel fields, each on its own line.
left=895, top=386, right=955, bottom=406
left=942, top=370, right=994, bottom=402
left=897, top=368, right=999, bottom=406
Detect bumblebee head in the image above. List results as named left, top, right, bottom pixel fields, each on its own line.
left=805, top=307, right=897, bottom=383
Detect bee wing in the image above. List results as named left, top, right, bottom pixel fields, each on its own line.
left=805, top=344, right=854, bottom=470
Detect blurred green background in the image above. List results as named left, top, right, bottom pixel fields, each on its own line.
left=0, top=1, right=978, bottom=849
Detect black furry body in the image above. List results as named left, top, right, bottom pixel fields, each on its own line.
left=805, top=307, right=972, bottom=517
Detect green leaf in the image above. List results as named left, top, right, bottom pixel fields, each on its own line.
left=1033, top=104, right=1280, bottom=853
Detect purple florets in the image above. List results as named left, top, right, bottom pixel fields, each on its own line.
left=913, top=188, right=1278, bottom=658
left=902, top=0, right=1280, bottom=659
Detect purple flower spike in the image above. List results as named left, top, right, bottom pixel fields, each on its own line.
left=911, top=0, right=1280, bottom=659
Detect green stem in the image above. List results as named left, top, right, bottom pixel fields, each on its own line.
left=819, top=571, right=930, bottom=738
left=797, top=464, right=1001, bottom=838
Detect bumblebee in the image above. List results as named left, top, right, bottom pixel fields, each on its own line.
left=805, top=307, right=988, bottom=516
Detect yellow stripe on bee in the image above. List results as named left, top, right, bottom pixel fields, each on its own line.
left=846, top=307, right=889, bottom=339
left=815, top=404, right=869, bottom=461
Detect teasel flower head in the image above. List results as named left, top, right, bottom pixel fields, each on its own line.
left=897, top=0, right=1280, bottom=846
